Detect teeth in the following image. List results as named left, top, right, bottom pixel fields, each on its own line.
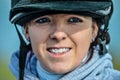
left=48, top=48, right=70, bottom=54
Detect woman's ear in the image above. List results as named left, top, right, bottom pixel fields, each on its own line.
left=92, top=21, right=98, bottom=40
left=23, top=25, right=30, bottom=41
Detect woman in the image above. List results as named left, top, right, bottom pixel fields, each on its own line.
left=9, top=0, right=120, bottom=80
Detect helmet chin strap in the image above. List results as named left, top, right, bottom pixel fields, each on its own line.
left=14, top=24, right=31, bottom=80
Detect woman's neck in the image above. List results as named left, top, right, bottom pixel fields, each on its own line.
left=36, top=60, right=63, bottom=80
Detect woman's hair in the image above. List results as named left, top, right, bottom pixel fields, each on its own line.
left=91, top=17, right=110, bottom=54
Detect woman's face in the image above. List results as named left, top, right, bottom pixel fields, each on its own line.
left=24, top=14, right=98, bottom=74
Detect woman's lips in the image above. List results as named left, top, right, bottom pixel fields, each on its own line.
left=47, top=47, right=71, bottom=57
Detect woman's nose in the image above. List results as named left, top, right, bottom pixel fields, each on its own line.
left=49, top=31, right=67, bottom=41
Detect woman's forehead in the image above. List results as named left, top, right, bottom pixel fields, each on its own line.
left=29, top=12, right=92, bottom=20
left=34, top=13, right=90, bottom=18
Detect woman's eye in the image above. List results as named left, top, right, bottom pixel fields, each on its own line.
left=35, top=17, right=51, bottom=24
left=68, top=17, right=83, bottom=23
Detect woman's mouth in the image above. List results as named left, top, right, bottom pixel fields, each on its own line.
left=47, top=47, right=71, bottom=57
left=47, top=48, right=71, bottom=54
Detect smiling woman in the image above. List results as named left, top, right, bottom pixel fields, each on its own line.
left=25, top=14, right=97, bottom=74
left=8, top=0, right=120, bottom=80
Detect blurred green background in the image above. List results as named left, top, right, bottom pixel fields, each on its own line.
left=0, top=0, right=120, bottom=80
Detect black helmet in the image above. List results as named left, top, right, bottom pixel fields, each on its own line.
left=10, top=0, right=113, bottom=26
